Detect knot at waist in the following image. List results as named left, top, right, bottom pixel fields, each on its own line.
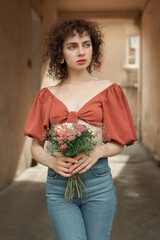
left=67, top=111, right=78, bottom=123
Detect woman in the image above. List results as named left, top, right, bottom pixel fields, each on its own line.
left=24, top=18, right=138, bottom=240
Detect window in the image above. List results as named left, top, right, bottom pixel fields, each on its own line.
left=125, top=36, right=139, bottom=68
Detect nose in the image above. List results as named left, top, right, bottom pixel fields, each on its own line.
left=77, top=46, right=85, bottom=56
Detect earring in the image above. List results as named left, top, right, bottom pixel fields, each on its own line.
left=60, top=58, right=64, bottom=64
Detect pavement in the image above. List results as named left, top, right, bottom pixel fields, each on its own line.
left=0, top=141, right=160, bottom=240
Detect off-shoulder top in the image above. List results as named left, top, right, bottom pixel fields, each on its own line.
left=24, top=83, right=138, bottom=146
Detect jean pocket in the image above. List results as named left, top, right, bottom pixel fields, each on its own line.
left=47, top=168, right=58, bottom=179
left=91, top=166, right=111, bottom=177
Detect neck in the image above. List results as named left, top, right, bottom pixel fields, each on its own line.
left=64, top=68, right=92, bottom=84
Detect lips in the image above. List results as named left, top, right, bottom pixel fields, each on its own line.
left=76, top=59, right=87, bottom=65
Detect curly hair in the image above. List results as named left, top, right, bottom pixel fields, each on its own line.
left=40, top=18, right=104, bottom=80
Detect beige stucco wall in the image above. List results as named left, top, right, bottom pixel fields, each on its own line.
left=0, top=0, right=57, bottom=190
left=94, top=19, right=139, bottom=83
left=94, top=18, right=140, bottom=129
left=0, top=0, right=32, bottom=190
left=141, top=0, right=160, bottom=154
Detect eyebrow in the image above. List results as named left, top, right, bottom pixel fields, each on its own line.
left=66, top=40, right=91, bottom=46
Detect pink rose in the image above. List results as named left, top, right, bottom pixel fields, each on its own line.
left=54, top=124, right=62, bottom=133
left=77, top=131, right=81, bottom=137
left=57, top=137, right=63, bottom=144
left=58, top=130, right=65, bottom=137
left=54, top=126, right=58, bottom=133
left=81, top=126, right=86, bottom=132
left=60, top=144, right=68, bottom=150
left=71, top=129, right=77, bottom=135
left=67, top=136, right=76, bottom=141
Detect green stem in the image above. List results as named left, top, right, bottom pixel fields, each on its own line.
left=64, top=174, right=87, bottom=202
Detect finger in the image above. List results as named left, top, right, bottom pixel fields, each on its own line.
left=67, top=162, right=73, bottom=166
left=58, top=166, right=72, bottom=173
left=60, top=161, right=73, bottom=168
left=74, top=153, right=85, bottom=160
left=58, top=171, right=74, bottom=177
left=64, top=158, right=79, bottom=164
left=72, top=161, right=89, bottom=174
left=79, top=164, right=92, bottom=174
left=67, top=162, right=74, bottom=167
left=68, top=158, right=87, bottom=172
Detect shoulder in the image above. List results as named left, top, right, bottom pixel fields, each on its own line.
left=100, top=79, right=114, bottom=88
left=46, top=83, right=61, bottom=95
left=97, top=80, right=123, bottom=101
left=93, top=77, right=113, bottom=86
left=96, top=79, right=119, bottom=90
left=35, top=87, right=54, bottom=103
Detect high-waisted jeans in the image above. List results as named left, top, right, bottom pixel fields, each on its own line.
left=46, top=157, right=117, bottom=240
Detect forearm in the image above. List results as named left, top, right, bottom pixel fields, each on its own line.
left=31, top=138, right=55, bottom=168
left=95, top=141, right=124, bottom=158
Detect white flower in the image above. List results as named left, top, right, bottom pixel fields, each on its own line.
left=62, top=122, right=74, bottom=129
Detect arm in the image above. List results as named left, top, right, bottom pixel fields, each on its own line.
left=31, top=138, right=54, bottom=168
left=94, top=141, right=124, bottom=159
left=68, top=141, right=124, bottom=174
left=31, top=138, right=78, bottom=177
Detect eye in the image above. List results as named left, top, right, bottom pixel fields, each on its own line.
left=84, top=43, right=90, bottom=48
left=68, top=45, right=76, bottom=50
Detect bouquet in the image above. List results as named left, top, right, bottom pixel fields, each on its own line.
left=44, top=122, right=97, bottom=202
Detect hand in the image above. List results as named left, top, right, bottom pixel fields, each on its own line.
left=68, top=147, right=103, bottom=174
left=49, top=155, right=79, bottom=177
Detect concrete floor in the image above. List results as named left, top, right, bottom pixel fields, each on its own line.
left=0, top=141, right=160, bottom=240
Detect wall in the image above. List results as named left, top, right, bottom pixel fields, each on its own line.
left=0, top=0, right=57, bottom=190
left=94, top=18, right=140, bottom=128
left=141, top=0, right=160, bottom=154
left=20, top=1, right=57, bottom=179
left=40, top=0, right=58, bottom=87
left=0, top=0, right=32, bottom=190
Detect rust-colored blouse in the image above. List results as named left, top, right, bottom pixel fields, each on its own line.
left=24, top=83, right=138, bottom=146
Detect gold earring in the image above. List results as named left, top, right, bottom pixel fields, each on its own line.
left=60, top=58, right=64, bottom=64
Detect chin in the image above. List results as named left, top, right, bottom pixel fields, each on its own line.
left=76, top=62, right=90, bottom=69
left=68, top=62, right=90, bottom=71
left=70, top=65, right=87, bottom=71
left=76, top=66, right=88, bottom=71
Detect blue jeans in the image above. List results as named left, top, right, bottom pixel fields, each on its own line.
left=46, top=157, right=117, bottom=240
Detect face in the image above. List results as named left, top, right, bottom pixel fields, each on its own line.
left=62, top=31, right=93, bottom=71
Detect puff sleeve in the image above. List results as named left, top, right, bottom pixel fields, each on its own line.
left=101, top=84, right=138, bottom=146
left=24, top=88, right=51, bottom=141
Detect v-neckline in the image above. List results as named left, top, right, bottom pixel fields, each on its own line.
left=46, top=83, right=116, bottom=113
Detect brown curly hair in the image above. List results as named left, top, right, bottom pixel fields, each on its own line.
left=40, top=18, right=104, bottom=80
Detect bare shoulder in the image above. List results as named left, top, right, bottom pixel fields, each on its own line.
left=103, top=79, right=114, bottom=86
left=47, top=83, right=60, bottom=94
left=96, top=79, right=114, bottom=89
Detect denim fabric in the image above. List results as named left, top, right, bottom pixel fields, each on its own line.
left=46, top=157, right=117, bottom=240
